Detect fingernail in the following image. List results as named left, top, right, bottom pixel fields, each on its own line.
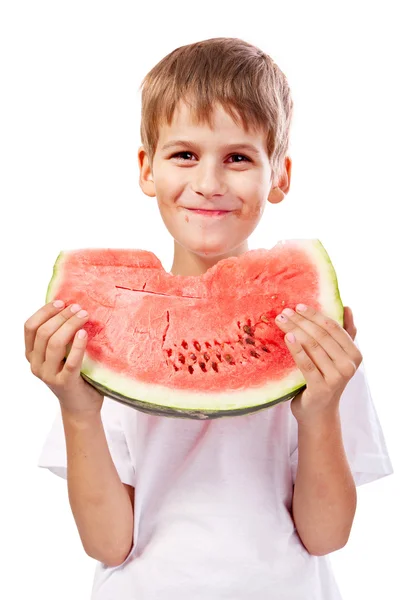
left=276, top=313, right=287, bottom=322
left=296, top=304, right=307, bottom=312
left=53, top=300, right=64, bottom=308
left=77, top=309, right=88, bottom=318
left=286, top=332, right=296, bottom=343
left=70, top=304, right=82, bottom=314
left=77, top=329, right=87, bottom=339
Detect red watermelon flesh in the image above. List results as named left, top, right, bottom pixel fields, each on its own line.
left=46, top=239, right=343, bottom=419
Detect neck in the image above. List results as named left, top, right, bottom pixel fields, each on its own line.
left=170, top=240, right=249, bottom=276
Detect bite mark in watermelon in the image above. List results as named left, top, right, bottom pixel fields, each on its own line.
left=46, top=239, right=343, bottom=419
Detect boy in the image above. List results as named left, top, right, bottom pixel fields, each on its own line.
left=27, top=38, right=393, bottom=599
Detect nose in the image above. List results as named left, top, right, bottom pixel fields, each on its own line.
left=192, top=163, right=227, bottom=199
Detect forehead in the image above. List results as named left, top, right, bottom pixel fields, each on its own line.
left=157, top=100, right=266, bottom=151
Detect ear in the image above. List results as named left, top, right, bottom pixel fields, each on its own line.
left=138, top=146, right=156, bottom=197
left=267, top=156, right=292, bottom=204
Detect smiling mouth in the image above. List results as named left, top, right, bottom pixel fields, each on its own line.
left=185, top=208, right=232, bottom=216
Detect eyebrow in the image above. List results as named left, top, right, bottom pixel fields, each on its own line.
left=161, top=140, right=261, bottom=155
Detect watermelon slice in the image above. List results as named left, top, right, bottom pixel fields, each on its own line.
left=46, top=239, right=343, bottom=419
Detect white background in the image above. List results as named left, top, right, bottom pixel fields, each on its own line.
left=1, top=1, right=399, bottom=598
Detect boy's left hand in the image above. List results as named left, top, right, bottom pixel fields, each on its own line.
left=275, top=305, right=363, bottom=424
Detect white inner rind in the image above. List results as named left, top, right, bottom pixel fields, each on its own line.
left=305, top=239, right=343, bottom=324
left=46, top=252, right=67, bottom=303
left=81, top=354, right=306, bottom=410
left=47, top=239, right=343, bottom=412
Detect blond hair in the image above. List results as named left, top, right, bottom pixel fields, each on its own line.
left=139, top=37, right=294, bottom=186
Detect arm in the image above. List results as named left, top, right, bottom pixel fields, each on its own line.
left=273, top=304, right=362, bottom=555
left=62, top=409, right=135, bottom=567
left=24, top=301, right=135, bottom=567
left=292, top=409, right=357, bottom=556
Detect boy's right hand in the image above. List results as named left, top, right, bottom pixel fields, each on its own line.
left=24, top=301, right=104, bottom=419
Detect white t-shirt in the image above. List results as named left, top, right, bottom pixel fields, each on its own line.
left=38, top=337, right=393, bottom=600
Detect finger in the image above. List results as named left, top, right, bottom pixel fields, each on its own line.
left=343, top=306, right=357, bottom=340
left=24, top=300, right=66, bottom=360
left=276, top=308, right=360, bottom=378
left=279, top=304, right=361, bottom=365
left=276, top=307, right=346, bottom=361
left=280, top=316, right=343, bottom=382
left=284, top=332, right=326, bottom=385
left=45, top=308, right=90, bottom=373
left=61, top=328, right=88, bottom=377
left=33, top=303, right=85, bottom=366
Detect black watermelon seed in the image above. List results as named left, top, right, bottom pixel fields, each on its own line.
left=193, top=341, right=201, bottom=351
left=189, top=353, right=197, bottom=361
left=205, top=341, right=212, bottom=349
left=245, top=338, right=256, bottom=345
left=250, top=350, right=260, bottom=358
left=173, top=365, right=179, bottom=371
left=181, top=340, right=188, bottom=349
left=261, top=346, right=270, bottom=352
left=178, top=353, right=185, bottom=364
left=199, top=362, right=207, bottom=372
left=243, top=325, right=254, bottom=335
left=167, top=348, right=173, bottom=357
left=211, top=362, right=218, bottom=372
left=188, top=365, right=194, bottom=374
left=224, top=354, right=233, bottom=363
left=203, top=352, right=210, bottom=362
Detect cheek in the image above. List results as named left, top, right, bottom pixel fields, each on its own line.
left=152, top=166, right=181, bottom=198
left=238, top=198, right=264, bottom=222
left=235, top=176, right=266, bottom=219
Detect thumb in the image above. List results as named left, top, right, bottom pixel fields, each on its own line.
left=343, top=306, right=357, bottom=340
left=63, top=329, right=88, bottom=375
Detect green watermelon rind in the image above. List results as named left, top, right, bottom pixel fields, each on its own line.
left=46, top=239, right=343, bottom=420
left=308, top=239, right=344, bottom=327
left=78, top=350, right=308, bottom=418
left=45, top=251, right=66, bottom=304
left=81, top=371, right=306, bottom=419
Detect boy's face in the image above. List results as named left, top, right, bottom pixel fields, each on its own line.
left=138, top=100, right=291, bottom=274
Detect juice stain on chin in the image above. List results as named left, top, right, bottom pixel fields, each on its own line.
left=185, top=214, right=189, bottom=223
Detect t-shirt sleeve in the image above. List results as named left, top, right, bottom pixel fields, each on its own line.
left=290, top=336, right=394, bottom=487
left=37, top=398, right=136, bottom=487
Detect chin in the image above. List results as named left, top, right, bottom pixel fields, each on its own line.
left=181, top=237, right=242, bottom=258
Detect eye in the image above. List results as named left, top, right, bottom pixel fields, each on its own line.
left=229, top=154, right=251, bottom=163
left=170, top=152, right=251, bottom=163
left=171, top=151, right=195, bottom=161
